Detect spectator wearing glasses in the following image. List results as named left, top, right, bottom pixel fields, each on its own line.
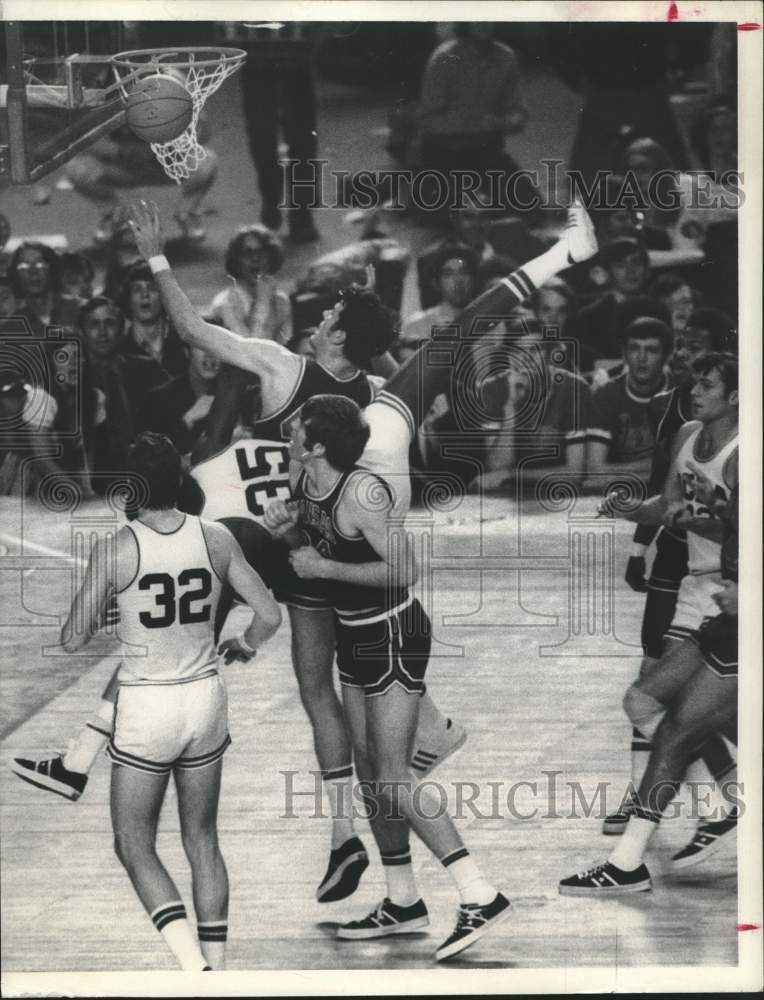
left=7, top=242, right=83, bottom=340
left=205, top=225, right=292, bottom=344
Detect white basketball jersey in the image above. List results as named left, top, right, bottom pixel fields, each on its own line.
left=675, top=423, right=738, bottom=574
left=117, top=516, right=223, bottom=682
left=192, top=438, right=291, bottom=525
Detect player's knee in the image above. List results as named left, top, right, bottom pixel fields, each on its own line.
left=181, top=825, right=219, bottom=864
left=113, top=832, right=151, bottom=873
left=623, top=683, right=665, bottom=739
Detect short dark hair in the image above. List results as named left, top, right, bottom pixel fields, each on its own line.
left=225, top=224, right=284, bottom=278
left=126, top=432, right=182, bottom=510
left=118, top=261, right=157, bottom=316
left=648, top=271, right=693, bottom=302
left=8, top=241, right=61, bottom=297
left=336, top=285, right=396, bottom=369
left=59, top=252, right=94, bottom=282
left=300, top=394, right=370, bottom=472
left=692, top=351, right=738, bottom=396
left=619, top=316, right=673, bottom=355
left=614, top=295, right=671, bottom=331
left=432, top=242, right=479, bottom=286
left=686, top=307, right=737, bottom=353
left=78, top=295, right=125, bottom=335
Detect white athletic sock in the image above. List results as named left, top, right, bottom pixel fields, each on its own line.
left=609, top=815, right=659, bottom=871
left=198, top=921, right=227, bottom=970
left=631, top=727, right=652, bottom=791
left=150, top=902, right=207, bottom=971
left=322, top=765, right=356, bottom=848
left=685, top=758, right=732, bottom=821
left=380, top=848, right=420, bottom=906
left=440, top=848, right=496, bottom=905
left=63, top=699, right=114, bottom=774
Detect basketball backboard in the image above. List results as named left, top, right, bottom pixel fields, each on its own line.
left=0, top=21, right=127, bottom=184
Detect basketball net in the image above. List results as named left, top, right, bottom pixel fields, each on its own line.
left=113, top=48, right=246, bottom=183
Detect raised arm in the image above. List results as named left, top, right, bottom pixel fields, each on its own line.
left=128, top=201, right=302, bottom=385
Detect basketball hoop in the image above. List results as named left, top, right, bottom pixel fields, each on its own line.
left=112, top=47, right=246, bottom=183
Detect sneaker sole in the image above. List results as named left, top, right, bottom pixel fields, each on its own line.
left=316, top=852, right=369, bottom=903
left=671, top=829, right=737, bottom=871
left=559, top=880, right=651, bottom=897
left=9, top=763, right=81, bottom=801
left=337, top=916, right=429, bottom=940
left=414, top=729, right=468, bottom=778
left=435, top=901, right=512, bottom=962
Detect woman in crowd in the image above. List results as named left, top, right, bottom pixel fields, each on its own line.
left=206, top=224, right=292, bottom=344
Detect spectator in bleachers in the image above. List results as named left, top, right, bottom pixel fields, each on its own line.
left=7, top=242, right=83, bottom=339
left=205, top=225, right=291, bottom=344
left=118, top=262, right=188, bottom=378
left=584, top=317, right=673, bottom=491
left=473, top=318, right=593, bottom=492
left=648, top=272, right=697, bottom=337
left=101, top=218, right=143, bottom=302
left=1, top=274, right=19, bottom=320
left=401, top=242, right=478, bottom=346
left=59, top=253, right=95, bottom=301
left=147, top=347, right=221, bottom=456
left=572, top=238, right=652, bottom=374
left=621, top=138, right=684, bottom=246
left=418, top=24, right=532, bottom=222
left=78, top=296, right=165, bottom=493
left=589, top=173, right=673, bottom=252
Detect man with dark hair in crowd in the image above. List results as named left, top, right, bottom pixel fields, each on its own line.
left=118, top=262, right=188, bottom=378
left=573, top=238, right=652, bottom=373
left=401, top=242, right=479, bottom=347
left=78, top=296, right=166, bottom=492
left=584, top=316, right=673, bottom=490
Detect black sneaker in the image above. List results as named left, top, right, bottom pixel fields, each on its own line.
left=602, top=798, right=635, bottom=836
left=671, top=809, right=738, bottom=870
left=559, top=861, right=651, bottom=896
left=337, top=897, right=429, bottom=939
left=10, top=754, right=88, bottom=801
left=316, top=836, right=369, bottom=903
left=435, top=892, right=511, bottom=962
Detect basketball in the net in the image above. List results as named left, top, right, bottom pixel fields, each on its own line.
left=125, top=74, right=194, bottom=144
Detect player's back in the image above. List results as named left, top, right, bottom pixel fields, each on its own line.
left=117, top=515, right=222, bottom=682
left=192, top=437, right=291, bottom=525
left=254, top=358, right=376, bottom=442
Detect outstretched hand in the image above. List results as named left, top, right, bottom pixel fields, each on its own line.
left=127, top=199, right=164, bottom=261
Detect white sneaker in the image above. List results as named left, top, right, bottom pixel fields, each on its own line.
left=410, top=718, right=467, bottom=776
left=564, top=200, right=598, bottom=264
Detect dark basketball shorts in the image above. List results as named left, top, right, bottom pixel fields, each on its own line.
left=268, top=536, right=334, bottom=611
left=335, top=597, right=431, bottom=696
left=690, top=613, right=738, bottom=678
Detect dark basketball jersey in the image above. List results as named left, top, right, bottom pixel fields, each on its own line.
left=254, top=358, right=376, bottom=442
left=589, top=371, right=671, bottom=468
left=292, top=466, right=408, bottom=619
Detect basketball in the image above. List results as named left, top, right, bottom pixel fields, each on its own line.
left=125, top=73, right=194, bottom=145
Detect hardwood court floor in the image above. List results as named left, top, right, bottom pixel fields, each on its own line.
left=0, top=494, right=738, bottom=973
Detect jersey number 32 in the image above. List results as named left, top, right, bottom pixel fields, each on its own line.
left=138, top=569, right=212, bottom=628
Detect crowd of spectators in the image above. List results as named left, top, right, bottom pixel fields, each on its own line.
left=1, top=21, right=739, bottom=507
